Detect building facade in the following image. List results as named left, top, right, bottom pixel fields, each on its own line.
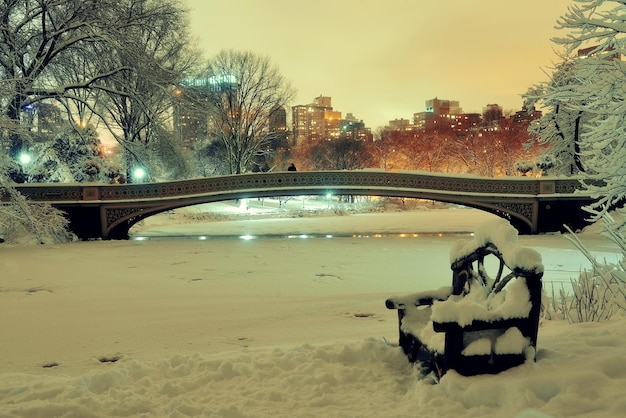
left=173, top=76, right=241, bottom=148
left=291, top=96, right=370, bottom=143
left=413, top=97, right=464, bottom=132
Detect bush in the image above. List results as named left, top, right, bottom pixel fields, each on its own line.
left=0, top=182, right=74, bottom=245
left=554, top=210, right=626, bottom=323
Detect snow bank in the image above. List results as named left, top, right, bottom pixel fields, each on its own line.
left=3, top=318, right=626, bottom=417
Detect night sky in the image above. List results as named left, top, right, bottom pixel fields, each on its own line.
left=184, top=0, right=572, bottom=128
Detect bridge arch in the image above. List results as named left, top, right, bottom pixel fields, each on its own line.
left=107, top=189, right=535, bottom=239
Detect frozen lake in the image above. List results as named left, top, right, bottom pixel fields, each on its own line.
left=131, top=204, right=622, bottom=290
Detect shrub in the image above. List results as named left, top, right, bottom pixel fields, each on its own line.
left=555, top=210, right=626, bottom=323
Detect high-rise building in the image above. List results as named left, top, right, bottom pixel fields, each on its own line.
left=269, top=105, right=287, bottom=134
left=268, top=105, right=290, bottom=147
left=173, top=85, right=209, bottom=148
left=425, top=98, right=462, bottom=116
left=414, top=97, right=464, bottom=132
left=340, top=113, right=369, bottom=140
left=292, top=104, right=324, bottom=143
left=173, top=75, right=240, bottom=148
left=291, top=96, right=370, bottom=143
left=292, top=95, right=334, bottom=144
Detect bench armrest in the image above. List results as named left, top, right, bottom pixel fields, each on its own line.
left=385, top=286, right=453, bottom=309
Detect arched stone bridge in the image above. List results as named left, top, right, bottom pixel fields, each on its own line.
left=10, top=170, right=594, bottom=240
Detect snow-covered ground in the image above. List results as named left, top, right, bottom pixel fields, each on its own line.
left=1, top=201, right=624, bottom=417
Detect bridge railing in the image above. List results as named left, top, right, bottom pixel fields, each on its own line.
left=7, top=171, right=586, bottom=204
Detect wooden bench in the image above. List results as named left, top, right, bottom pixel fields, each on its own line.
left=385, top=219, right=544, bottom=379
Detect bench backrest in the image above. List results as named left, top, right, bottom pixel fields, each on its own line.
left=448, top=242, right=543, bottom=348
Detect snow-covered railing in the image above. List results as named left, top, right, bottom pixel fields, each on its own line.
left=385, top=219, right=544, bottom=379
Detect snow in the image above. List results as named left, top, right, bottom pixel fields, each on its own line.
left=494, top=327, right=531, bottom=355
left=431, top=278, right=533, bottom=326
left=1, top=203, right=625, bottom=417
left=462, top=334, right=495, bottom=356
left=450, top=218, right=544, bottom=273
left=386, top=286, right=453, bottom=309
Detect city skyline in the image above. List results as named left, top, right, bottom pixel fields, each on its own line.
left=183, top=0, right=572, bottom=129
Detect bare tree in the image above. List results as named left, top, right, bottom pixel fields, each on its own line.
left=368, top=128, right=397, bottom=170
left=295, top=138, right=370, bottom=171
left=96, top=0, right=198, bottom=180
left=203, top=50, right=295, bottom=174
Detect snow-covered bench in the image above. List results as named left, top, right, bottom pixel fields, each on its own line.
left=385, top=219, right=544, bottom=378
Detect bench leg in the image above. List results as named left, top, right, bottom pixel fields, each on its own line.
left=442, top=324, right=463, bottom=375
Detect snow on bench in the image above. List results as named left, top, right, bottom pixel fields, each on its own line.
left=385, top=218, right=544, bottom=378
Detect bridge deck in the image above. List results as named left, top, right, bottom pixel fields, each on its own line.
left=4, top=171, right=593, bottom=239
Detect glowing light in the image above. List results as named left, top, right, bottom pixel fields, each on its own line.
left=208, top=74, right=238, bottom=85
left=18, top=152, right=31, bottom=165
left=239, top=234, right=255, bottom=240
left=287, top=234, right=311, bottom=239
left=133, top=167, right=146, bottom=179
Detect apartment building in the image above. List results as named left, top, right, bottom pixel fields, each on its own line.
left=291, top=96, right=370, bottom=143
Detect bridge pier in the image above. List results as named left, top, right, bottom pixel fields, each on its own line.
left=536, top=197, right=595, bottom=233
left=61, top=206, right=108, bottom=240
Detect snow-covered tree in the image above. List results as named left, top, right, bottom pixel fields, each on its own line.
left=0, top=0, right=196, bottom=182
left=26, top=126, right=123, bottom=183
left=524, top=58, right=588, bottom=176
left=95, top=0, right=198, bottom=181
left=539, top=0, right=626, bottom=318
left=0, top=153, right=73, bottom=244
left=141, top=126, right=194, bottom=182
left=545, top=0, right=626, bottom=217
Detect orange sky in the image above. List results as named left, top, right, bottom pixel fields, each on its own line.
left=183, top=0, right=573, bottom=129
